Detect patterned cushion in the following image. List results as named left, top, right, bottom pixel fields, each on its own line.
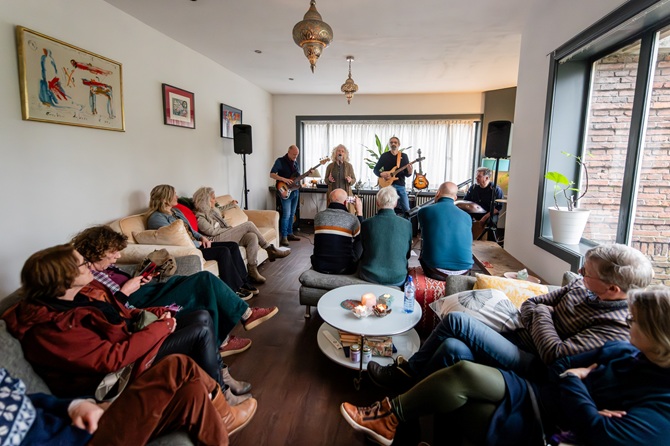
left=133, top=221, right=193, bottom=246
left=429, top=288, right=522, bottom=332
left=409, top=267, right=448, bottom=338
left=473, top=274, right=549, bottom=308
left=0, top=368, right=36, bottom=446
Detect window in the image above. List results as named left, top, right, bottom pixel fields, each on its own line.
left=537, top=0, right=670, bottom=283
left=297, top=117, right=480, bottom=190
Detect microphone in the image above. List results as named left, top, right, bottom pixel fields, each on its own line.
left=337, top=154, right=343, bottom=160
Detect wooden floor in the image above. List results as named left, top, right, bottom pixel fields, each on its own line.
left=226, top=226, right=433, bottom=446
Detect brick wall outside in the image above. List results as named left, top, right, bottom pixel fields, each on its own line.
left=579, top=46, right=670, bottom=284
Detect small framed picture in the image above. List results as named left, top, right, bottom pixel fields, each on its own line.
left=220, top=103, right=242, bottom=138
left=162, top=83, right=195, bottom=129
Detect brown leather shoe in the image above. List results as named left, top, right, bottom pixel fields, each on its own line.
left=221, top=364, right=252, bottom=395
left=287, top=234, right=301, bottom=241
left=340, top=397, right=398, bottom=446
left=247, top=264, right=266, bottom=283
left=265, top=244, right=290, bottom=261
left=214, top=391, right=257, bottom=436
left=280, top=237, right=289, bottom=247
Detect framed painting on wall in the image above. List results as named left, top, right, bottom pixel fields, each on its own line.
left=220, top=103, right=242, bottom=138
left=162, top=84, right=196, bottom=129
left=16, top=26, right=125, bottom=131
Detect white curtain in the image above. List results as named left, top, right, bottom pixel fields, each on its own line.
left=302, top=119, right=478, bottom=190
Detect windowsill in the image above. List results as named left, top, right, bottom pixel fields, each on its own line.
left=535, top=236, right=595, bottom=271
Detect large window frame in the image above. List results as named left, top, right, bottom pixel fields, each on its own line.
left=295, top=114, right=483, bottom=187
left=535, top=0, right=670, bottom=269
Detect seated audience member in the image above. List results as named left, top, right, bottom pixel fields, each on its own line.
left=192, top=186, right=290, bottom=284
left=14, top=355, right=255, bottom=445
left=71, top=225, right=278, bottom=358
left=146, top=184, right=256, bottom=299
left=418, top=181, right=473, bottom=280
left=464, top=167, right=504, bottom=223
left=358, top=186, right=412, bottom=286
left=368, top=243, right=654, bottom=391
left=311, top=188, right=364, bottom=274
left=342, top=286, right=670, bottom=446
left=3, top=244, right=252, bottom=406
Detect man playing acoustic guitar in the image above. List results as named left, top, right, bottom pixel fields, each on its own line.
left=270, top=145, right=304, bottom=247
left=373, top=136, right=413, bottom=215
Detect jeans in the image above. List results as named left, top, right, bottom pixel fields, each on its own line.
left=393, top=184, right=410, bottom=214
left=279, top=191, right=299, bottom=237
left=407, top=312, right=538, bottom=379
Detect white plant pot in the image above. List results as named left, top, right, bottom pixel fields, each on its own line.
left=548, top=207, right=591, bottom=245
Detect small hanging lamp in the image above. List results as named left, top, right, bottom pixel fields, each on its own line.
left=341, top=56, right=359, bottom=104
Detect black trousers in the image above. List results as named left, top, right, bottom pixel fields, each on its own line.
left=155, top=310, right=223, bottom=387
left=199, top=241, right=249, bottom=291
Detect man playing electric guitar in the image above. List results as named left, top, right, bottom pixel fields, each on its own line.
left=373, top=136, right=413, bottom=215
left=270, top=144, right=305, bottom=247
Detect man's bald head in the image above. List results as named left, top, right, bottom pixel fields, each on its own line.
left=330, top=188, right=348, bottom=204
left=437, top=182, right=458, bottom=200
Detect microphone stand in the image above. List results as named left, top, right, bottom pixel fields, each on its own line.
left=241, top=153, right=249, bottom=210
left=477, top=157, right=503, bottom=245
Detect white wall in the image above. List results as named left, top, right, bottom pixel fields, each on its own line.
left=503, top=0, right=628, bottom=284
left=0, top=0, right=272, bottom=295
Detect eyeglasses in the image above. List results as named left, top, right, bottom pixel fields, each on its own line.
left=78, top=260, right=91, bottom=268
left=625, top=315, right=635, bottom=326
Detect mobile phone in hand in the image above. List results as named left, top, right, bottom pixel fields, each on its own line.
left=139, top=261, right=157, bottom=279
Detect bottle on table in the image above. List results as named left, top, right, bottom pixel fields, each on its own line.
left=403, top=275, right=415, bottom=314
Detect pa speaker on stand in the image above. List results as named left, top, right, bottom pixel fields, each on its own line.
left=480, top=120, right=512, bottom=245
left=233, top=124, right=252, bottom=209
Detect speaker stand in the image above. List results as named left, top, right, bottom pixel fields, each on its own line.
left=241, top=153, right=249, bottom=210
left=477, top=157, right=504, bottom=246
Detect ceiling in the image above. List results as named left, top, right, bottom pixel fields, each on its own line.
left=104, top=0, right=535, bottom=95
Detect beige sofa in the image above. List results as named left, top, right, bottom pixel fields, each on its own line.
left=109, top=195, right=279, bottom=274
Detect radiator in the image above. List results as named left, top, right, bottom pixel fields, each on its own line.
left=359, top=193, right=435, bottom=218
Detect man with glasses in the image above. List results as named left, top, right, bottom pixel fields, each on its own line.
left=464, top=167, right=504, bottom=224
left=367, top=243, right=654, bottom=392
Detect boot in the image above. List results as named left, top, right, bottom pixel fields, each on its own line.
left=264, top=244, right=290, bottom=262
left=340, top=397, right=398, bottom=446
left=247, top=264, right=266, bottom=284
left=221, top=364, right=252, bottom=395
left=224, top=387, right=252, bottom=406
left=212, top=386, right=257, bottom=436
left=280, top=237, right=289, bottom=247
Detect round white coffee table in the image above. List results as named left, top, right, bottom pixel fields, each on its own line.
left=317, top=284, right=422, bottom=388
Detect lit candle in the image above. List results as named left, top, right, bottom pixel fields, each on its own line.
left=353, top=305, right=369, bottom=318
left=361, top=293, right=377, bottom=309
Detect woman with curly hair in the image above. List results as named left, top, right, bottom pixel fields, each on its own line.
left=325, top=144, right=356, bottom=206
left=71, top=225, right=278, bottom=359
left=192, top=186, right=289, bottom=284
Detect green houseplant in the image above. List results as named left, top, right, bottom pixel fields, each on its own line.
left=544, top=151, right=591, bottom=244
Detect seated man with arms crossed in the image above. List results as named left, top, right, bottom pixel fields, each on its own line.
left=418, top=181, right=473, bottom=280
left=311, top=188, right=363, bottom=274
left=367, top=243, right=654, bottom=391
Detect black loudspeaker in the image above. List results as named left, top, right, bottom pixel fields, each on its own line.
left=233, top=124, right=253, bottom=155
left=484, top=120, right=512, bottom=158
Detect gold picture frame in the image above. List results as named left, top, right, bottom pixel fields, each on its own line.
left=16, top=26, right=125, bottom=131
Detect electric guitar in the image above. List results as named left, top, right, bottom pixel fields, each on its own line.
left=412, top=149, right=429, bottom=190
left=377, top=156, right=426, bottom=188
left=276, top=157, right=329, bottom=199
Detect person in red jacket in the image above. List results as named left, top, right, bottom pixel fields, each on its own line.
left=3, top=244, right=249, bottom=405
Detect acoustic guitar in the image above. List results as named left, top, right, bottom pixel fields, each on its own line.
left=412, top=149, right=429, bottom=190
left=377, top=156, right=425, bottom=188
left=276, top=157, right=329, bottom=199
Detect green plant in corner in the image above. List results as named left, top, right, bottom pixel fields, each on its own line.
left=545, top=151, right=590, bottom=211
left=362, top=134, right=411, bottom=170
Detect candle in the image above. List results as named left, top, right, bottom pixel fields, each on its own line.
left=361, top=293, right=377, bottom=309
left=353, top=305, right=369, bottom=318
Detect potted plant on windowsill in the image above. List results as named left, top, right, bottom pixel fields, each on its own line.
left=544, top=151, right=590, bottom=245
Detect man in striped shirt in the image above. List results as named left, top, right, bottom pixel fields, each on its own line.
left=311, top=188, right=364, bottom=274
left=367, top=244, right=654, bottom=391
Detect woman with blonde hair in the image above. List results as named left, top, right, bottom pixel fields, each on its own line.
left=341, top=285, right=670, bottom=445
left=192, top=187, right=289, bottom=283
left=325, top=144, right=356, bottom=206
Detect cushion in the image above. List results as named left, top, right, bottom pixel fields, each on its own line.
left=222, top=205, right=248, bottom=227
left=0, top=320, right=51, bottom=394
left=132, top=221, right=194, bottom=247
left=429, top=289, right=522, bottom=332
left=174, top=203, right=199, bottom=232
left=0, top=367, right=36, bottom=445
left=473, top=274, right=549, bottom=308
